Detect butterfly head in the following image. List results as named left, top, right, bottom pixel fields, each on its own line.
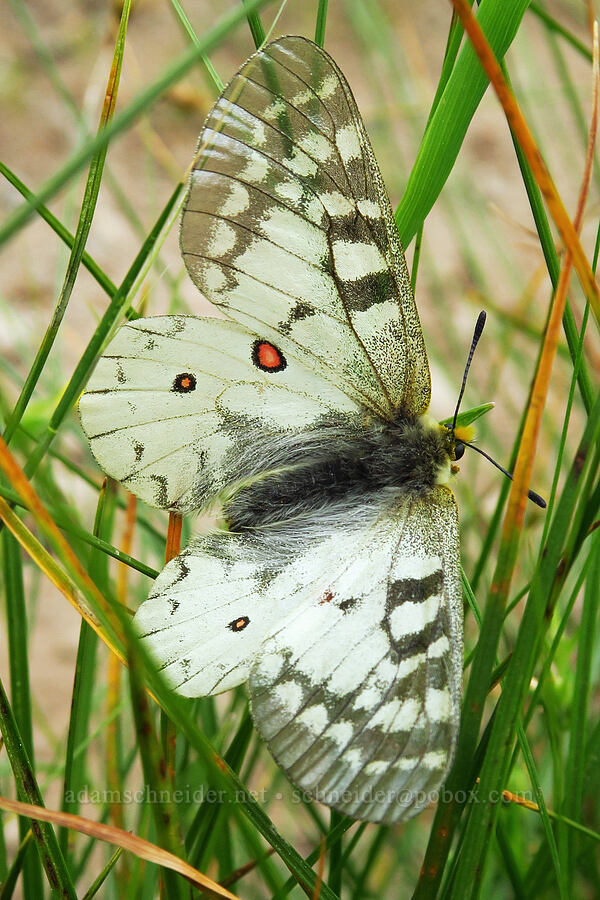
left=450, top=423, right=476, bottom=463
left=443, top=312, right=546, bottom=509
left=417, top=414, right=472, bottom=489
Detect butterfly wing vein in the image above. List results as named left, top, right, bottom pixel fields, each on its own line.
left=80, top=35, right=463, bottom=825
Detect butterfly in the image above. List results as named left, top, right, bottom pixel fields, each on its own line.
left=80, top=35, right=471, bottom=824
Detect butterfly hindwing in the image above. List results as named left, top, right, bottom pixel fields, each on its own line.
left=132, top=532, right=301, bottom=696
left=181, top=35, right=430, bottom=419
left=79, top=315, right=361, bottom=512
left=133, top=479, right=461, bottom=823
left=132, top=521, right=364, bottom=697
left=249, top=487, right=461, bottom=824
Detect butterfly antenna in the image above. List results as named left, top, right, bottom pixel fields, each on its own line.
left=452, top=311, right=545, bottom=509
left=452, top=310, right=487, bottom=432
left=463, top=440, right=546, bottom=508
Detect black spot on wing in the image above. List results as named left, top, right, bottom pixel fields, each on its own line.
left=150, top=473, right=169, bottom=508
left=251, top=339, right=287, bottom=372
left=172, top=372, right=197, bottom=393
left=386, top=570, right=444, bottom=608
left=277, top=300, right=318, bottom=336
left=336, top=269, right=396, bottom=312
left=338, top=597, right=358, bottom=612
left=228, top=615, right=250, bottom=632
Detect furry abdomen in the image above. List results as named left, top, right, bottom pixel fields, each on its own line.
left=226, top=410, right=451, bottom=530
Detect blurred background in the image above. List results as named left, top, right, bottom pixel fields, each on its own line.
left=0, top=0, right=597, bottom=894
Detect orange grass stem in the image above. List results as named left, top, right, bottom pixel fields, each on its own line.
left=0, top=796, right=240, bottom=899
left=165, top=512, right=183, bottom=563
left=0, top=433, right=124, bottom=661
left=450, top=0, right=600, bottom=328
left=498, top=21, right=599, bottom=577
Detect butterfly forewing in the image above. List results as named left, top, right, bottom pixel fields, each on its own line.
left=249, top=487, right=461, bottom=823
left=181, top=35, right=430, bottom=419
left=80, top=315, right=361, bottom=512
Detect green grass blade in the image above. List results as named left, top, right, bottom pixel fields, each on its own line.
left=395, top=0, right=531, bottom=245
left=0, top=0, right=271, bottom=248
left=0, top=677, right=77, bottom=898
left=528, top=3, right=592, bottom=61
left=449, top=391, right=600, bottom=895
left=167, top=0, right=224, bottom=90
left=127, top=650, right=189, bottom=900
left=327, top=810, right=344, bottom=895
left=559, top=530, right=600, bottom=889
left=2, top=0, right=131, bottom=449
left=315, top=0, right=329, bottom=46
left=0, top=480, right=158, bottom=578
left=21, top=185, right=182, bottom=484
left=470, top=62, right=595, bottom=591
left=2, top=531, right=44, bottom=899
left=186, top=711, right=254, bottom=867
left=0, top=162, right=116, bottom=297
left=274, top=816, right=354, bottom=899
left=517, top=722, right=566, bottom=899
left=80, top=848, right=123, bottom=900
left=244, top=0, right=266, bottom=47
left=59, top=485, right=112, bottom=859
left=0, top=831, right=34, bottom=900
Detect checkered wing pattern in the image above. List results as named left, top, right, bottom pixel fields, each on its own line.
left=180, top=35, right=430, bottom=419
left=134, top=488, right=461, bottom=823
left=250, top=487, right=461, bottom=824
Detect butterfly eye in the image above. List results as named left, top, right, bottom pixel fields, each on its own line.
left=454, top=441, right=465, bottom=461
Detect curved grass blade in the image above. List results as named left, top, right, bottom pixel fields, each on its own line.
left=2, top=0, right=131, bottom=446
left=0, top=682, right=77, bottom=899
left=395, top=0, right=531, bottom=245
left=0, top=797, right=241, bottom=900
left=0, top=162, right=116, bottom=297
left=2, top=531, right=44, bottom=898
left=449, top=391, right=600, bottom=895
left=449, top=0, right=600, bottom=325
left=529, top=3, right=592, bottom=61
left=60, top=483, right=112, bottom=859
left=0, top=0, right=271, bottom=248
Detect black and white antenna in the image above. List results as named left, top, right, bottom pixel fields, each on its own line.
left=452, top=311, right=546, bottom=510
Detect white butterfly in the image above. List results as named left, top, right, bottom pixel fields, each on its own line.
left=80, top=36, right=465, bottom=824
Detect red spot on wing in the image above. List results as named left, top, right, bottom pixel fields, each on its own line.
left=252, top=339, right=287, bottom=372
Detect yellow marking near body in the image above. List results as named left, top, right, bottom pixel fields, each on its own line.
left=454, top=424, right=476, bottom=443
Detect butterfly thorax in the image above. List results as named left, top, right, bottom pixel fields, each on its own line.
left=224, top=411, right=455, bottom=531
